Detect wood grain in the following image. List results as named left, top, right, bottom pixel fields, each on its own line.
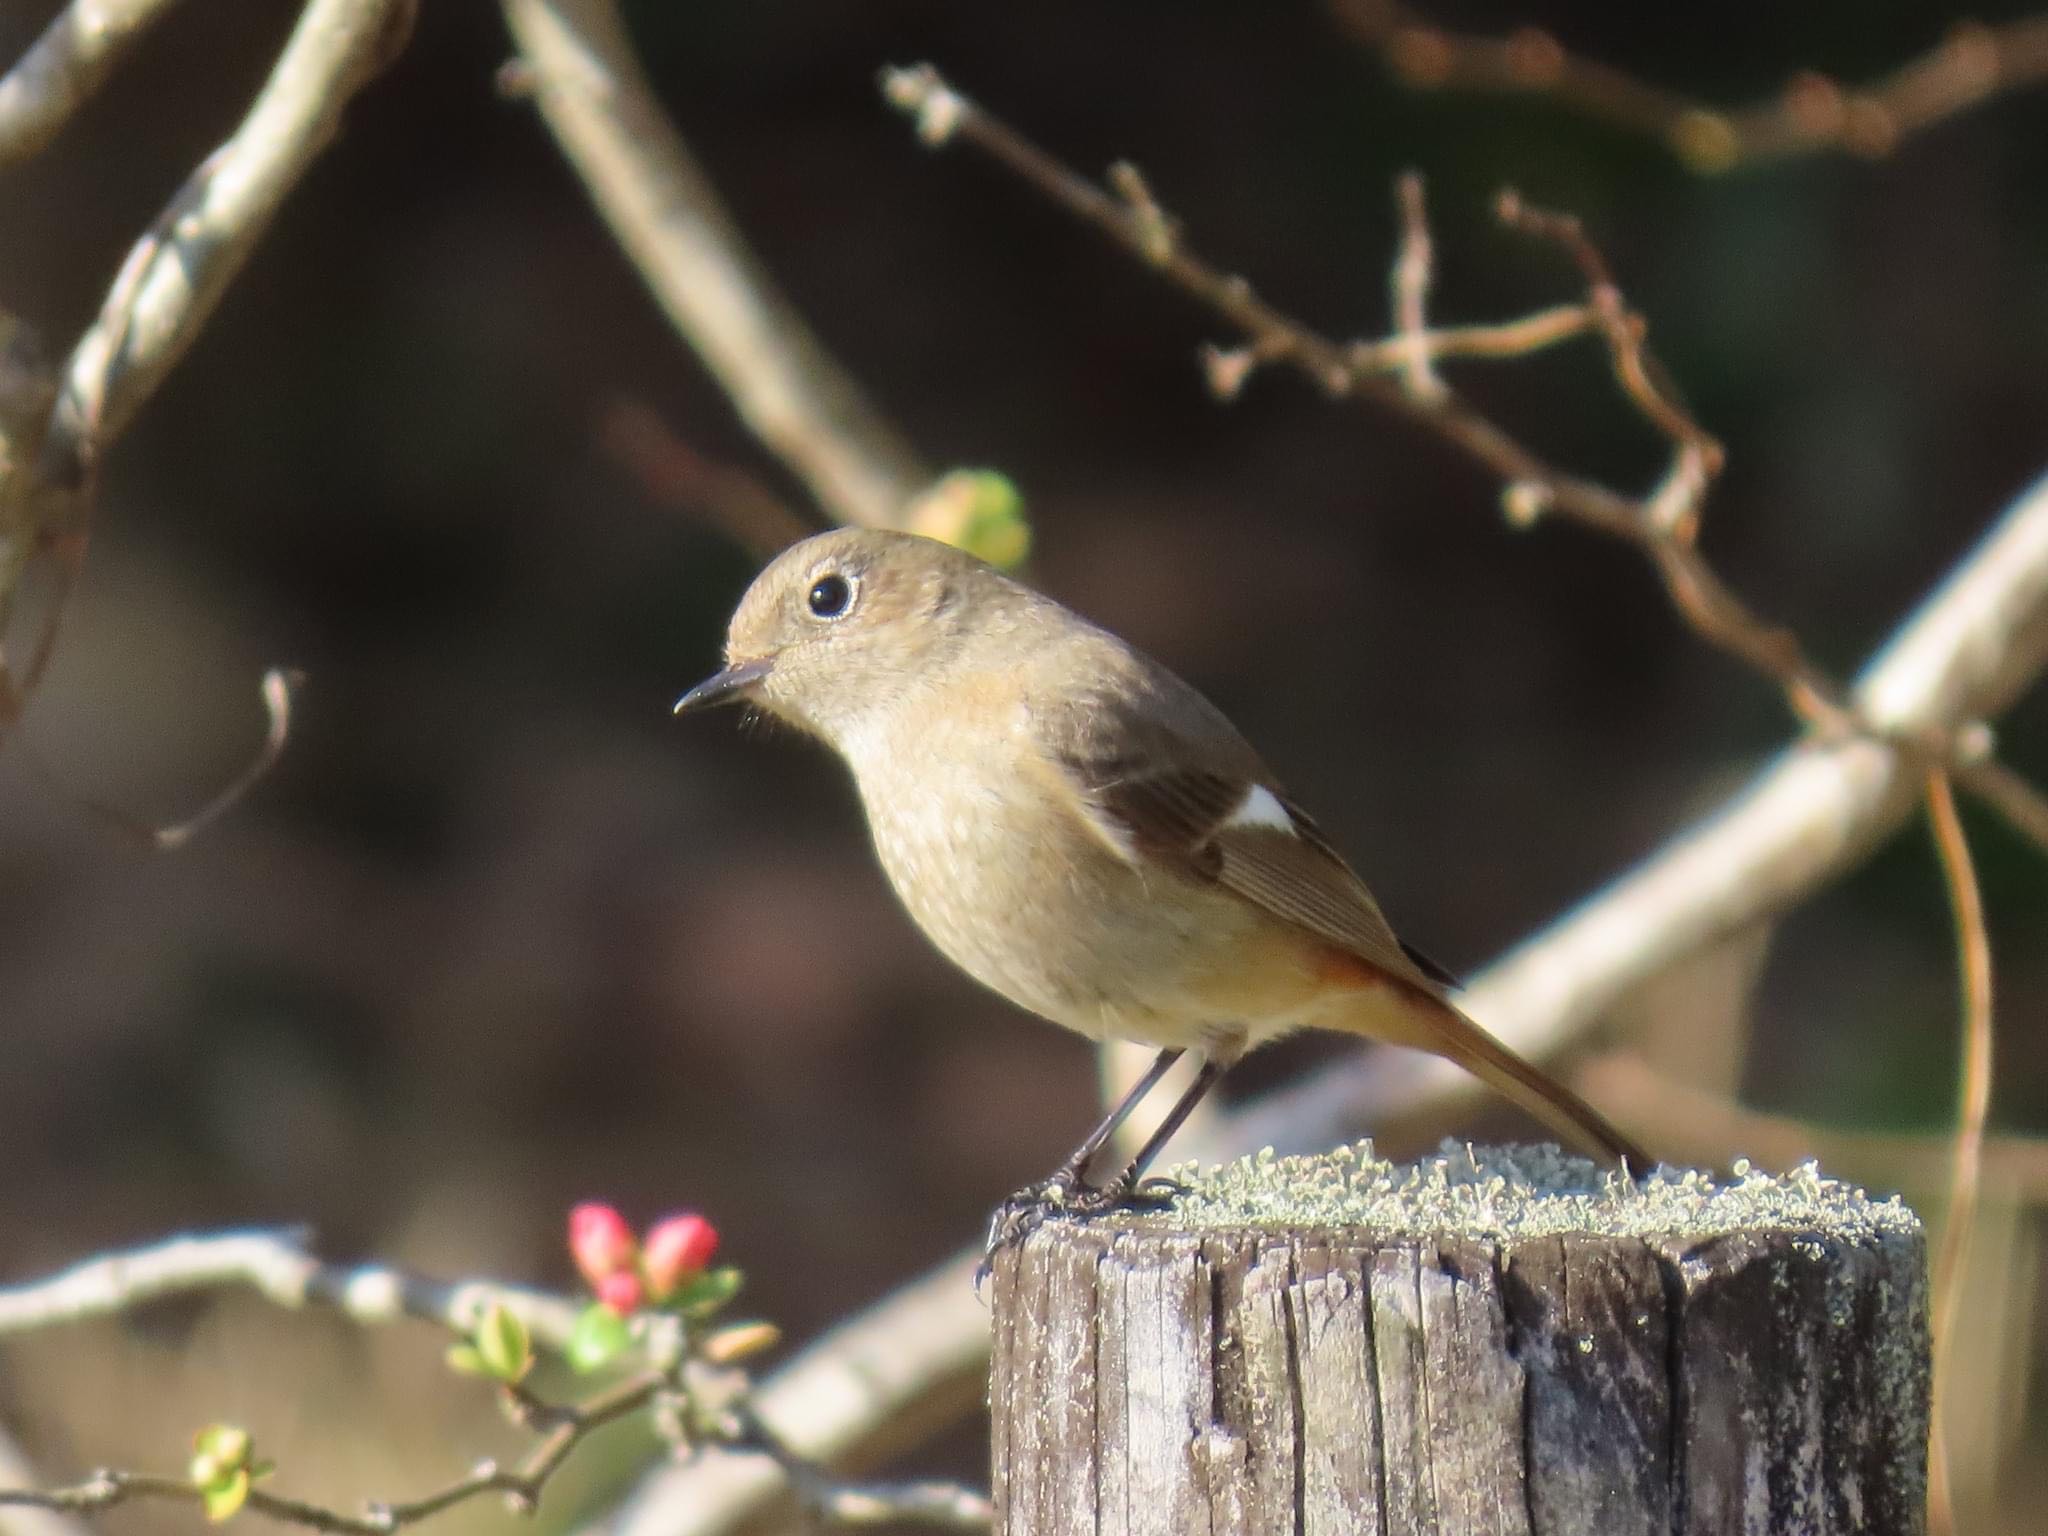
left=988, top=1150, right=1928, bottom=1534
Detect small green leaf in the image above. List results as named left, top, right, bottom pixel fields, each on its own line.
left=906, top=469, right=1031, bottom=570
left=671, top=1265, right=744, bottom=1319
left=444, top=1343, right=487, bottom=1377
left=567, top=1301, right=632, bottom=1373
left=192, top=1425, right=252, bottom=1469
left=202, top=1469, right=250, bottom=1523
left=472, top=1302, right=532, bottom=1383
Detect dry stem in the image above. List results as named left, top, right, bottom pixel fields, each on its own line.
left=1330, top=1, right=2048, bottom=173
left=0, top=0, right=402, bottom=828
left=0, top=0, right=185, bottom=167
left=1923, top=767, right=1996, bottom=1536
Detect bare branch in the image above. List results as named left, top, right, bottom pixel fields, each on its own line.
left=1329, top=1, right=2048, bottom=173
left=1492, top=187, right=1725, bottom=535
left=41, top=0, right=413, bottom=482
left=0, top=0, right=184, bottom=167
left=0, top=1372, right=669, bottom=1535
left=0, top=1427, right=91, bottom=1536
left=876, top=66, right=1890, bottom=745
left=0, top=1233, right=991, bottom=1534
left=0, top=1228, right=580, bottom=1347
left=0, top=0, right=404, bottom=832
left=882, top=64, right=1646, bottom=521
left=500, top=0, right=933, bottom=530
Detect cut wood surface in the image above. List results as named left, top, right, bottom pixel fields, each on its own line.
left=988, top=1145, right=1928, bottom=1535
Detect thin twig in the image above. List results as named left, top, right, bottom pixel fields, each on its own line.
left=1329, top=1, right=2048, bottom=173
left=599, top=398, right=818, bottom=556
left=1956, top=752, right=2048, bottom=854
left=1491, top=187, right=1725, bottom=540
left=0, top=1373, right=668, bottom=1535
left=1388, top=171, right=1447, bottom=401
left=878, top=66, right=1887, bottom=745
left=1346, top=302, right=1594, bottom=373
left=0, top=0, right=185, bottom=167
left=15, top=666, right=300, bottom=849
left=1923, top=768, right=1995, bottom=1536
left=0, top=1235, right=992, bottom=1534
left=881, top=62, right=2048, bottom=860
left=500, top=0, right=933, bottom=530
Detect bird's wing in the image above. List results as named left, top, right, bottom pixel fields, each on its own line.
left=1040, top=676, right=1437, bottom=993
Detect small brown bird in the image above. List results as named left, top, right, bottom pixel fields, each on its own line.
left=677, top=529, right=1644, bottom=1231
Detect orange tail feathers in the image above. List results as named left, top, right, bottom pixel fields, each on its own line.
left=1327, top=978, right=1649, bottom=1170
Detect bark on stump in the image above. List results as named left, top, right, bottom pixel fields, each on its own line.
left=988, top=1144, right=1928, bottom=1535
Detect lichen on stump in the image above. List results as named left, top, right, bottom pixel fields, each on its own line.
left=987, top=1144, right=1928, bottom=1535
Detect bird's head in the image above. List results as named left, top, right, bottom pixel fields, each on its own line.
left=675, top=527, right=1019, bottom=748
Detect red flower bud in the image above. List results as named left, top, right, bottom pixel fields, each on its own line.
left=569, top=1202, right=637, bottom=1287
left=642, top=1212, right=719, bottom=1299
left=596, top=1269, right=645, bottom=1315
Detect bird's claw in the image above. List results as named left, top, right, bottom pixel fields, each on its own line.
left=974, top=1171, right=1190, bottom=1292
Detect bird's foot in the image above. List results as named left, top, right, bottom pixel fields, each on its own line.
left=975, top=1171, right=1189, bottom=1291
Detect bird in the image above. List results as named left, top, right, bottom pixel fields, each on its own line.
left=675, top=528, right=1645, bottom=1240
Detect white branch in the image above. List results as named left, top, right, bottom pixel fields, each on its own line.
left=0, top=1228, right=582, bottom=1347
left=0, top=0, right=183, bottom=167
left=41, top=0, right=411, bottom=475
left=0, top=1431, right=90, bottom=1536
left=500, top=0, right=933, bottom=531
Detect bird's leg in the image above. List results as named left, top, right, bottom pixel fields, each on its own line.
left=981, top=1051, right=1237, bottom=1277
left=1096, top=1056, right=1228, bottom=1205
left=1050, top=1045, right=1185, bottom=1193
left=981, top=1047, right=1183, bottom=1273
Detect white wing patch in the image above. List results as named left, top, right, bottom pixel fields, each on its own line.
left=1223, top=783, right=1296, bottom=834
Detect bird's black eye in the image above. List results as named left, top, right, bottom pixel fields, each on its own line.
left=807, top=573, right=854, bottom=619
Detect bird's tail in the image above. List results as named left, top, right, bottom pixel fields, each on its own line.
left=1333, top=980, right=1649, bottom=1170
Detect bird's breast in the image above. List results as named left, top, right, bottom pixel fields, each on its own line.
left=844, top=715, right=1304, bottom=1048
left=847, top=724, right=1212, bottom=1048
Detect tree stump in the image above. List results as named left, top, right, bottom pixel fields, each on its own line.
left=988, top=1144, right=1928, bottom=1535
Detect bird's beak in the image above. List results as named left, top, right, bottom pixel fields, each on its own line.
left=673, top=656, right=775, bottom=715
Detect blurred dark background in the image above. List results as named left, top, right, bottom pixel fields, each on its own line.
left=0, top=1, right=2043, bottom=1529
